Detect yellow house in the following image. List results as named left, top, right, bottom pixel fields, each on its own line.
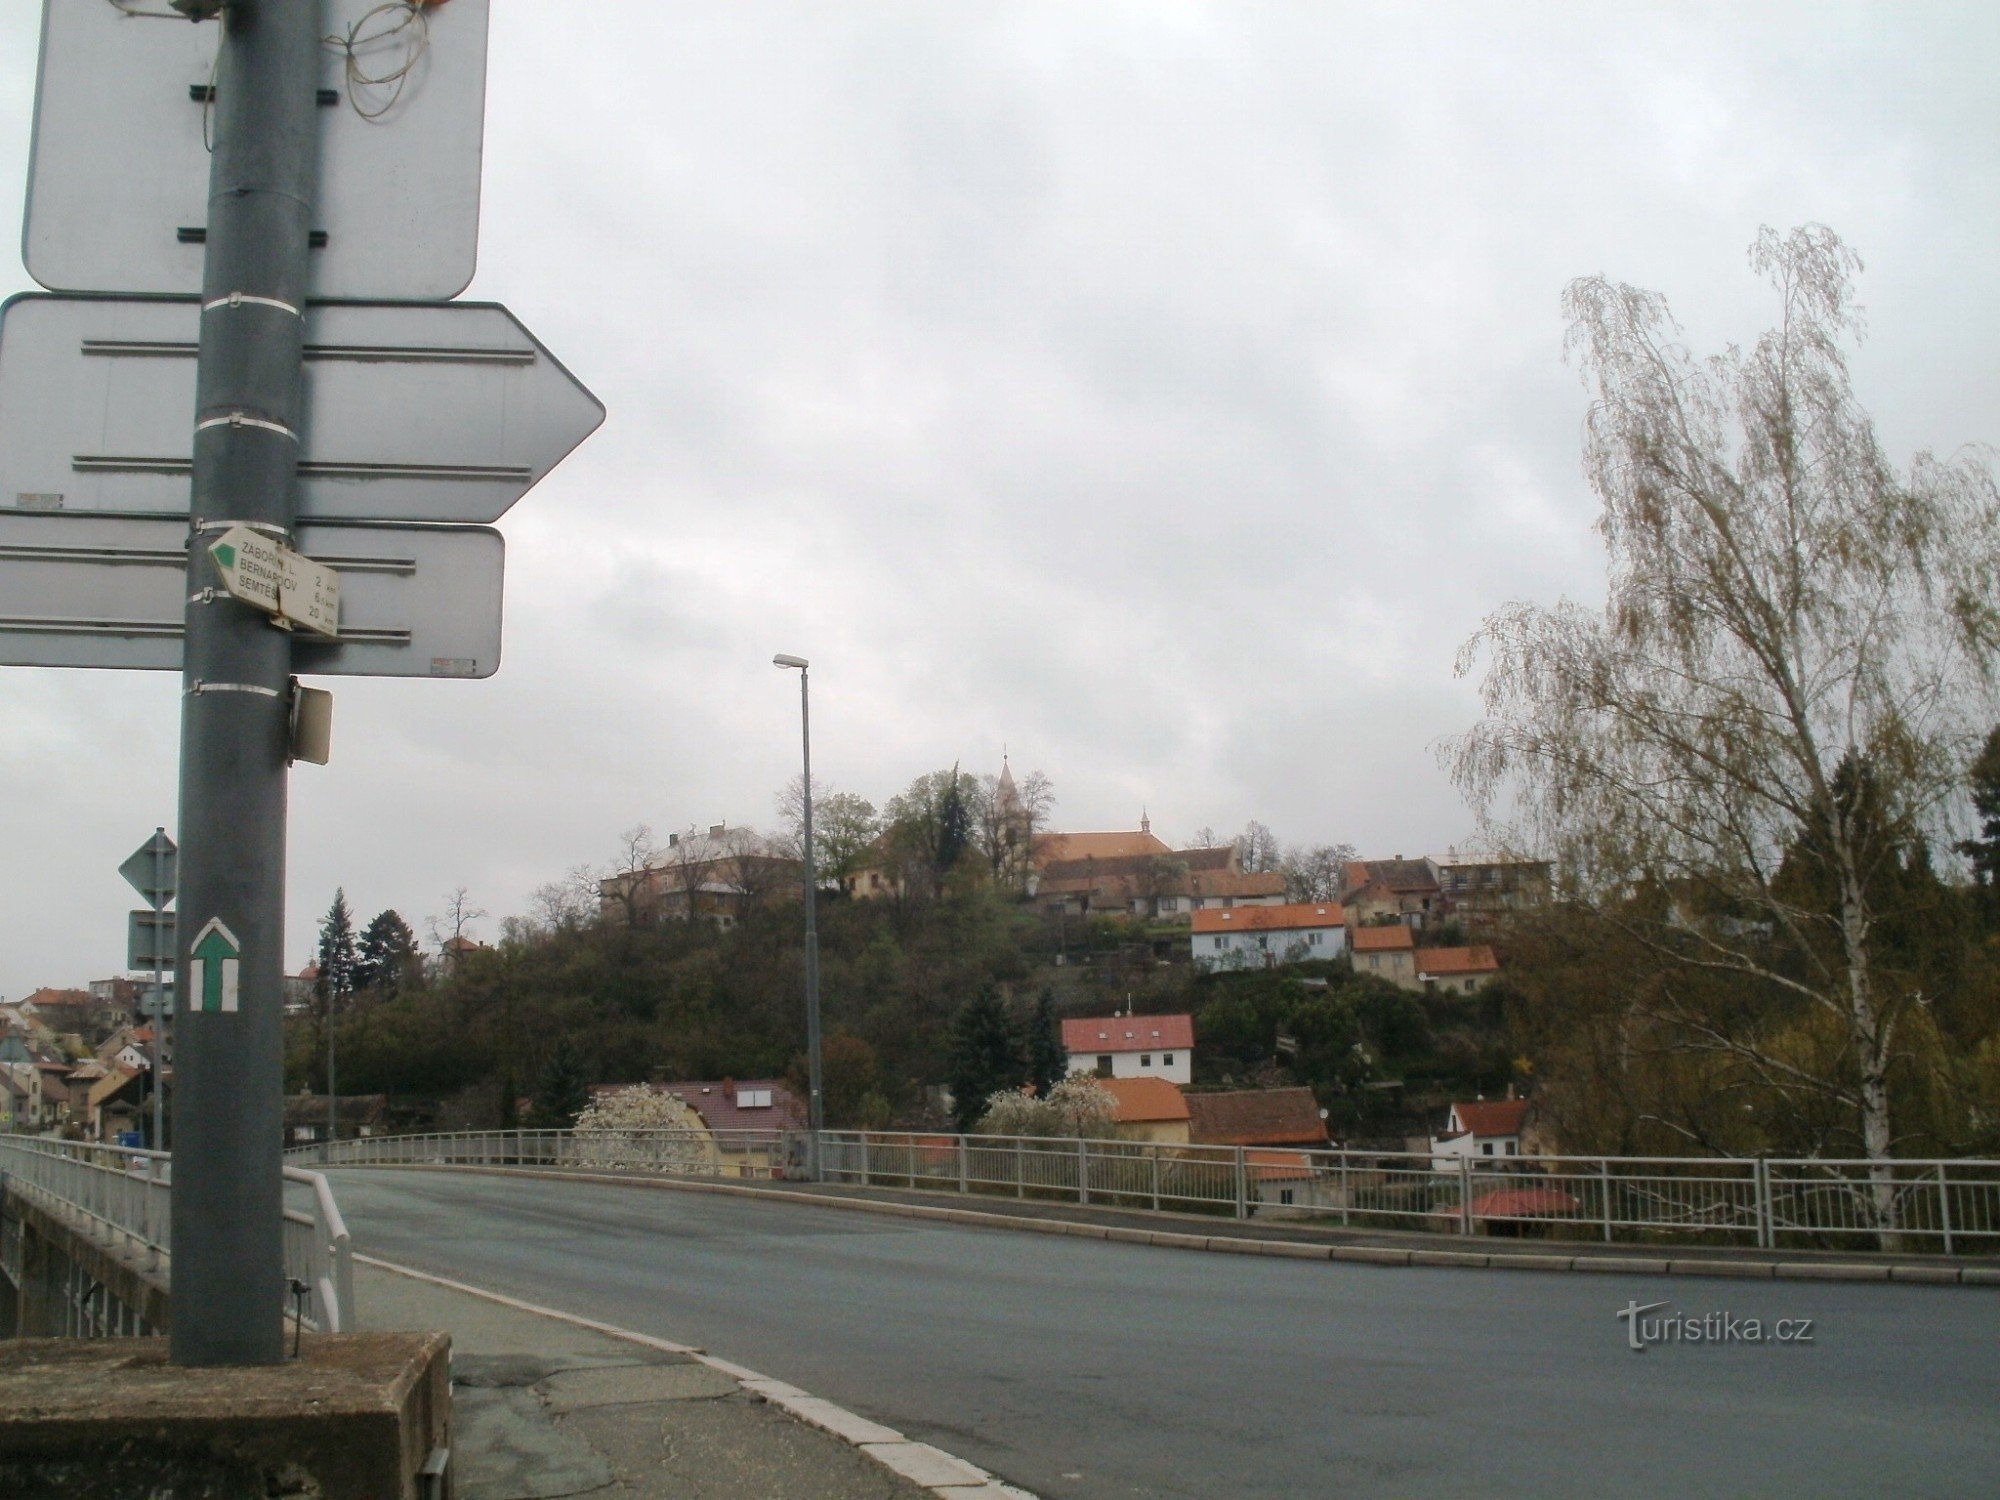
left=1099, top=1075, right=1191, bottom=1145
left=1351, top=924, right=1418, bottom=989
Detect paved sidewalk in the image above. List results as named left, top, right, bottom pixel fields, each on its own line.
left=356, top=1258, right=1029, bottom=1500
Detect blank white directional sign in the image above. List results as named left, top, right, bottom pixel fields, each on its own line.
left=24, top=0, right=489, bottom=300
left=0, top=295, right=603, bottom=525
left=0, top=513, right=505, bottom=678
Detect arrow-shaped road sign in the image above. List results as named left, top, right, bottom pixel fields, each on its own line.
left=0, top=296, right=603, bottom=526
left=210, top=525, right=341, bottom=638
left=188, top=918, right=241, bottom=1015
left=119, top=830, right=177, bottom=912
left=0, top=512, right=505, bottom=678
left=24, top=0, right=490, bottom=301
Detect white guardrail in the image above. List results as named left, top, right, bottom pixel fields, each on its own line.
left=0, top=1135, right=353, bottom=1333
left=294, top=1127, right=2000, bottom=1256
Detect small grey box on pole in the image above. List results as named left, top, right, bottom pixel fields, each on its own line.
left=169, top=0, right=322, bottom=1368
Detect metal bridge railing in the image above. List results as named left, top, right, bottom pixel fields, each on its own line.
left=0, top=1134, right=354, bottom=1334
left=294, top=1126, right=1998, bottom=1257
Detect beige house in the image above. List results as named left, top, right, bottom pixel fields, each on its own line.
left=600, top=826, right=803, bottom=929
left=1350, top=924, right=1417, bottom=987
left=1415, top=945, right=1502, bottom=994
left=1340, top=859, right=1443, bottom=929
left=1433, top=855, right=1551, bottom=930
left=1099, top=1076, right=1192, bottom=1145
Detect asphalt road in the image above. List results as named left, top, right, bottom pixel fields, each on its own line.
left=328, top=1169, right=2000, bottom=1500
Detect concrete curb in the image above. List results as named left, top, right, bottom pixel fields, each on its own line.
left=365, top=1163, right=1996, bottom=1290
left=352, top=1252, right=1037, bottom=1499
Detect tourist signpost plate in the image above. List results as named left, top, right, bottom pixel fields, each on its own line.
left=0, top=295, right=603, bottom=526
left=119, top=829, right=178, bottom=912
left=0, top=512, right=506, bottom=677
left=23, top=0, right=490, bottom=300
left=209, top=525, right=340, bottom=638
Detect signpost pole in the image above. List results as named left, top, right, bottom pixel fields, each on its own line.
left=151, top=827, right=166, bottom=1153
left=169, top=0, right=321, bottom=1368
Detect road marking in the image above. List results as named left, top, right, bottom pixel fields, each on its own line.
left=353, top=1251, right=1038, bottom=1498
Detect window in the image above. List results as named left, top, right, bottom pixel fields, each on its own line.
left=1279, top=1188, right=1295, bottom=1205
left=737, top=1088, right=772, bottom=1109
left=1097, top=1055, right=1113, bottom=1072
left=1481, top=1142, right=1494, bottom=1156
left=1504, top=1141, right=1517, bottom=1155
left=1140, top=1054, right=1152, bottom=1067
left=1163, top=1053, right=1174, bottom=1066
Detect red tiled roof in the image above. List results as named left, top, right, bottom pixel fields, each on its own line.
left=1246, top=1148, right=1317, bottom=1181
left=1350, top=925, right=1415, bottom=952
left=658, top=1080, right=807, bottom=1134
left=1191, top=903, right=1343, bottom=934
left=1471, top=1187, right=1579, bottom=1219
left=1061, top=1014, right=1194, bottom=1055
left=1449, top=1099, right=1531, bottom=1138
left=1033, top=831, right=1173, bottom=866
left=1099, top=1076, right=1190, bottom=1124
left=1185, top=1088, right=1328, bottom=1147
left=1416, top=945, right=1500, bottom=977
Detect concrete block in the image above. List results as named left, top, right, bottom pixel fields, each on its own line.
left=1670, top=1259, right=1773, bottom=1278
left=862, top=1439, right=993, bottom=1488
left=1148, top=1232, right=1211, bottom=1251
left=0, top=1332, right=450, bottom=1500
left=1570, top=1256, right=1672, bottom=1275
left=1205, top=1237, right=1268, bottom=1255
left=1410, top=1250, right=1490, bottom=1270
left=1332, top=1245, right=1412, bottom=1267
left=1774, top=1262, right=1891, bottom=1282
left=771, top=1394, right=904, bottom=1446
left=1261, top=1241, right=1333, bottom=1261
left=1492, top=1253, right=1576, bottom=1273
left=1958, top=1266, right=2000, bottom=1286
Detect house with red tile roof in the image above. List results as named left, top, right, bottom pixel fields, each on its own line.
left=1430, top=1097, right=1533, bottom=1169
left=1415, top=945, right=1502, bottom=994
left=1062, top=1014, right=1194, bottom=1084
left=1191, top=903, right=1346, bottom=971
left=1350, top=923, right=1417, bottom=987
left=1340, top=859, right=1443, bottom=928
left=1185, top=1087, right=1328, bottom=1149
left=1097, top=1076, right=1191, bottom=1144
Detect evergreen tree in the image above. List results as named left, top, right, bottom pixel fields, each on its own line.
left=354, top=909, right=418, bottom=996
left=1025, top=988, right=1065, bottom=1100
left=946, top=985, right=1020, bottom=1132
left=531, top=1036, right=592, bottom=1128
left=1958, top=726, right=2000, bottom=897
left=936, top=763, right=973, bottom=879
left=315, top=890, right=357, bottom=1004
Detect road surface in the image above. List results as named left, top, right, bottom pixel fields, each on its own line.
left=328, top=1168, right=2000, bottom=1499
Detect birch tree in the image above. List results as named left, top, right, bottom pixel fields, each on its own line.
left=1449, top=226, right=2000, bottom=1231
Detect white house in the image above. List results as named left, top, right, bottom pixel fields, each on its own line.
left=1430, top=1098, right=1532, bottom=1170
left=1061, top=1014, right=1194, bottom=1084
left=1190, top=903, right=1347, bottom=972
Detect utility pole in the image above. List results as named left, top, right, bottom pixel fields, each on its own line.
left=169, top=0, right=322, bottom=1367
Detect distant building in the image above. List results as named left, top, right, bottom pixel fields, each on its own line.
left=1340, top=859, right=1443, bottom=929
left=1415, top=945, right=1502, bottom=994
left=658, top=1079, right=808, bottom=1135
left=1062, top=1014, right=1194, bottom=1084
left=1185, top=1087, right=1329, bottom=1150
left=1349, top=924, right=1417, bottom=987
left=1433, top=854, right=1551, bottom=929
left=1033, top=821, right=1287, bottom=921
left=1191, top=903, right=1346, bottom=972
left=1097, top=1076, right=1191, bottom=1144
left=1430, top=1098, right=1532, bottom=1169
left=600, top=825, right=802, bottom=929
left=284, top=1092, right=390, bottom=1146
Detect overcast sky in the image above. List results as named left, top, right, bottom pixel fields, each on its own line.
left=2, top=2, right=1996, bottom=999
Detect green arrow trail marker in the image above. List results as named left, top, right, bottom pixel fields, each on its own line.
left=189, top=916, right=242, bottom=1014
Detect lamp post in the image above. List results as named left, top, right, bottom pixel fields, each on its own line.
left=773, top=654, right=823, bottom=1178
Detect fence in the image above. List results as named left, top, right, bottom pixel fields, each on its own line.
left=0, top=1135, right=354, bottom=1335
left=294, top=1126, right=2000, bottom=1257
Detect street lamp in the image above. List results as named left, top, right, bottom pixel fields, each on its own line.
left=773, top=653, right=823, bottom=1177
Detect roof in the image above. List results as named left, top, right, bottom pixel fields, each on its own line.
left=1350, top=925, right=1415, bottom=952
left=1448, top=1099, right=1531, bottom=1138
left=659, top=1080, right=807, bottom=1134
left=1470, top=1187, right=1579, bottom=1219
left=1033, top=830, right=1173, bottom=866
left=1191, top=903, right=1343, bottom=935
left=1342, top=859, right=1440, bottom=897
left=1246, top=1148, right=1318, bottom=1182
left=1185, top=1088, right=1328, bottom=1147
left=1188, top=868, right=1287, bottom=900
left=1416, top=945, right=1500, bottom=978
left=1098, top=1076, right=1190, bottom=1124
left=1062, top=1014, right=1194, bottom=1056
left=283, top=1093, right=389, bottom=1127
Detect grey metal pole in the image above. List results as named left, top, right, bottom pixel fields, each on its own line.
left=799, top=667, right=824, bottom=1176
left=151, top=828, right=166, bottom=1152
left=324, top=982, right=336, bottom=1165
left=170, top=0, right=321, bottom=1367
